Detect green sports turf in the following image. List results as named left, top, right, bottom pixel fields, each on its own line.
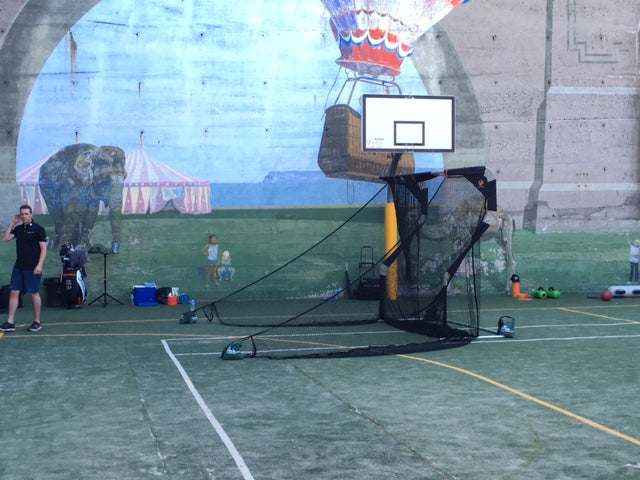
left=1, top=293, right=639, bottom=479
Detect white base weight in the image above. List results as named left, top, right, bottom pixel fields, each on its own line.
left=608, top=285, right=640, bottom=297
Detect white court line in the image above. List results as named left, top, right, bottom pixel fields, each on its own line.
left=475, top=333, right=640, bottom=343
left=514, top=322, right=638, bottom=329
left=176, top=345, right=364, bottom=357
left=161, top=340, right=255, bottom=480
left=164, top=323, right=640, bottom=347
left=161, top=321, right=640, bottom=346
left=163, top=323, right=640, bottom=357
left=177, top=334, right=640, bottom=355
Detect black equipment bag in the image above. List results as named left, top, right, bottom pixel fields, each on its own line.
left=61, top=268, right=87, bottom=308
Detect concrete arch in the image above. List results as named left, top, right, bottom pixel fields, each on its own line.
left=1, top=2, right=481, bottom=210
left=0, top=0, right=100, bottom=213
left=411, top=23, right=487, bottom=169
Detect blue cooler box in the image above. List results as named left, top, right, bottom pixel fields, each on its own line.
left=133, top=286, right=158, bottom=306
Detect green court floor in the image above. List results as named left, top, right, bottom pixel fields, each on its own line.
left=1, top=293, right=639, bottom=479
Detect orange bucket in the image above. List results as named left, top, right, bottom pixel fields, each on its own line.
left=511, top=281, right=520, bottom=298
left=167, top=295, right=178, bottom=306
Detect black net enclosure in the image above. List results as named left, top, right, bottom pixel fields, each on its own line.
left=379, top=166, right=497, bottom=340
left=202, top=166, right=497, bottom=359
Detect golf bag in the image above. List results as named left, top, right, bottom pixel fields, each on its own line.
left=59, top=244, right=88, bottom=308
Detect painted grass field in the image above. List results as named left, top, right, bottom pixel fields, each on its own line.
left=0, top=208, right=632, bottom=306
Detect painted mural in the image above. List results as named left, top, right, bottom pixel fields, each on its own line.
left=39, top=143, right=126, bottom=247
left=16, top=0, right=475, bottom=211
left=322, top=0, right=470, bottom=78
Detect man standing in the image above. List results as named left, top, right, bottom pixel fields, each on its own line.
left=0, top=205, right=47, bottom=332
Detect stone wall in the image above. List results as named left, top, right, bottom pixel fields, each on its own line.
left=439, top=0, right=640, bottom=232
left=0, top=0, right=100, bottom=218
left=0, top=0, right=639, bottom=234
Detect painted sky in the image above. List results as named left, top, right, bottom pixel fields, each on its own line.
left=17, top=0, right=441, bottom=185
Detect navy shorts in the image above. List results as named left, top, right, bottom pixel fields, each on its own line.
left=10, top=268, right=42, bottom=294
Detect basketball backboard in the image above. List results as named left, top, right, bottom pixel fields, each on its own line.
left=361, top=94, right=455, bottom=152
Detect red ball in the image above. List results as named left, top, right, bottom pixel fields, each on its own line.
left=601, top=290, right=612, bottom=301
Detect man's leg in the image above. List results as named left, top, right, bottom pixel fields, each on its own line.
left=31, top=292, right=42, bottom=324
left=23, top=271, right=43, bottom=330
left=6, top=290, right=20, bottom=325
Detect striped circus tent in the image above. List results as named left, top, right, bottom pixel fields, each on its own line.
left=16, top=155, right=52, bottom=214
left=124, top=148, right=211, bottom=214
left=16, top=149, right=211, bottom=215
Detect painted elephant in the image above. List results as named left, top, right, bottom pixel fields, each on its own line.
left=39, top=143, right=127, bottom=247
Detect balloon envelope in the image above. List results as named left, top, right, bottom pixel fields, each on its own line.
left=322, top=0, right=471, bottom=77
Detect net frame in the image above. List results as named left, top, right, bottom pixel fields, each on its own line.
left=380, top=167, right=497, bottom=339
left=207, top=166, right=497, bottom=359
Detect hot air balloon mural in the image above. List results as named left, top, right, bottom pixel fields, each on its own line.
left=321, top=0, right=472, bottom=78
left=319, top=0, right=472, bottom=306
left=318, top=0, right=471, bottom=181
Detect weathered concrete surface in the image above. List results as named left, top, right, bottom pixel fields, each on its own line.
left=437, top=0, right=640, bottom=232
left=535, top=86, right=640, bottom=232
left=0, top=0, right=100, bottom=215
left=0, top=0, right=639, bottom=233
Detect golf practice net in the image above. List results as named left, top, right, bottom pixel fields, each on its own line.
left=183, top=166, right=498, bottom=359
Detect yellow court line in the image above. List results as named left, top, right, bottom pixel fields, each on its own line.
left=0, top=318, right=200, bottom=332
left=557, top=307, right=640, bottom=324
left=397, top=354, right=640, bottom=447
left=481, top=303, right=640, bottom=313
left=0, top=324, right=28, bottom=337
left=52, top=318, right=178, bottom=327
left=0, top=332, right=230, bottom=339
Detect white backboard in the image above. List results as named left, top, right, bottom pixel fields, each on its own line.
left=361, top=95, right=455, bottom=152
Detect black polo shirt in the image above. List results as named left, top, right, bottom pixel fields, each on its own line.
left=11, top=221, right=47, bottom=270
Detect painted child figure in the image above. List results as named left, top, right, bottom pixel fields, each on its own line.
left=217, top=250, right=235, bottom=282
left=202, top=234, right=219, bottom=287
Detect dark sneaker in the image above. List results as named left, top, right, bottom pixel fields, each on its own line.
left=26, top=322, right=42, bottom=332
left=0, top=321, right=16, bottom=332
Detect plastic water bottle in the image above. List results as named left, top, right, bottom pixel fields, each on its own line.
left=190, top=298, right=196, bottom=312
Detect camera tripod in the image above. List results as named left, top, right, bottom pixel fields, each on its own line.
left=88, top=251, right=123, bottom=307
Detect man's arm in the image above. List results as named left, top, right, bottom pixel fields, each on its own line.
left=34, top=240, right=47, bottom=275
left=2, top=214, right=20, bottom=242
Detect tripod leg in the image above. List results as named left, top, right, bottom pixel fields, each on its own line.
left=88, top=253, right=121, bottom=307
